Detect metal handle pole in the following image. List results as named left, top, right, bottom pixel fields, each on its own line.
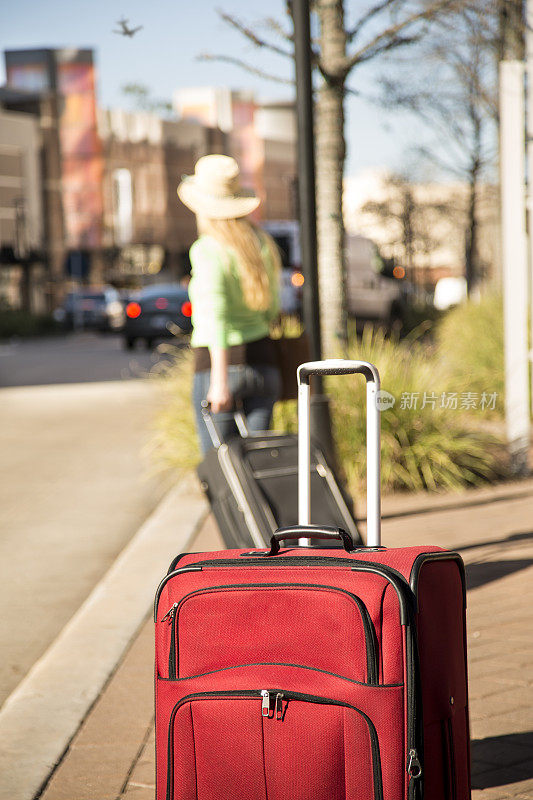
left=365, top=376, right=381, bottom=547
left=298, top=379, right=311, bottom=545
left=297, top=359, right=381, bottom=547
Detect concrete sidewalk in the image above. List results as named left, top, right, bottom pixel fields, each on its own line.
left=39, top=480, right=533, bottom=800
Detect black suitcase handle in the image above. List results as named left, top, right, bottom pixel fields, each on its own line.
left=267, top=525, right=355, bottom=556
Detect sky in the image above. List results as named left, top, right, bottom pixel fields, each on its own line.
left=1, top=0, right=425, bottom=177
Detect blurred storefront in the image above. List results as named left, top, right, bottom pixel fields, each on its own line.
left=0, top=105, right=46, bottom=311
left=98, top=108, right=228, bottom=287
left=174, top=88, right=297, bottom=222
left=1, top=48, right=297, bottom=311
left=2, top=48, right=103, bottom=309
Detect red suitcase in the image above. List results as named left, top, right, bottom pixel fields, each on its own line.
left=154, top=360, right=471, bottom=800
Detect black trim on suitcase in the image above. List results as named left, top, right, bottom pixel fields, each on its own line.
left=154, top=566, right=203, bottom=622
left=157, top=661, right=403, bottom=687
left=409, top=552, right=466, bottom=607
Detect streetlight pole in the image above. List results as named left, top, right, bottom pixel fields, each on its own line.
left=293, top=0, right=321, bottom=368
left=292, top=0, right=336, bottom=467
left=499, top=0, right=529, bottom=474
left=526, top=0, right=533, bottom=419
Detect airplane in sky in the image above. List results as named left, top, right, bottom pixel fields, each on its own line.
left=113, top=17, right=143, bottom=37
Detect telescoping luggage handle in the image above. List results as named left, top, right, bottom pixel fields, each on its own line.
left=201, top=400, right=250, bottom=448
left=297, top=360, right=381, bottom=548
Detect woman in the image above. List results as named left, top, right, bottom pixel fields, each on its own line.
left=178, top=155, right=282, bottom=454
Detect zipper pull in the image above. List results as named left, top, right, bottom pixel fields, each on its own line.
left=275, top=693, right=284, bottom=720
left=261, top=690, right=271, bottom=718
left=160, top=602, right=178, bottom=623
left=407, top=748, right=422, bottom=779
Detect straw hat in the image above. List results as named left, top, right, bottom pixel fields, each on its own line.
left=177, top=155, right=260, bottom=219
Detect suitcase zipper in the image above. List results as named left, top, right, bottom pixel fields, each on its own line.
left=166, top=689, right=384, bottom=800
left=161, top=582, right=378, bottom=683
left=160, top=603, right=179, bottom=679
left=260, top=689, right=284, bottom=719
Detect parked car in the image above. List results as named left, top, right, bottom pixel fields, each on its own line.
left=53, top=287, right=125, bottom=331
left=262, top=220, right=304, bottom=316
left=279, top=267, right=304, bottom=316
left=123, top=284, right=192, bottom=349
left=263, top=221, right=408, bottom=328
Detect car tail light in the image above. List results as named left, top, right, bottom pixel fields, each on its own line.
left=291, top=271, right=304, bottom=287
left=126, top=302, right=141, bottom=319
left=181, top=301, right=192, bottom=317
left=155, top=297, right=168, bottom=310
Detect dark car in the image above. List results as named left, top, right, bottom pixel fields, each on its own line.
left=280, top=267, right=304, bottom=316
left=123, top=284, right=192, bottom=349
left=53, top=287, right=125, bottom=331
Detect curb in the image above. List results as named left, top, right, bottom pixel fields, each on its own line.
left=0, top=475, right=208, bottom=800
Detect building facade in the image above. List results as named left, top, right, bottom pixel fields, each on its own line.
left=0, top=105, right=44, bottom=310
left=0, top=49, right=298, bottom=310
left=2, top=48, right=104, bottom=308
left=344, top=169, right=499, bottom=288
left=175, top=88, right=297, bottom=223
left=98, top=109, right=228, bottom=285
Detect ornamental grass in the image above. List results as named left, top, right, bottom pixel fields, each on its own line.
left=150, top=294, right=506, bottom=494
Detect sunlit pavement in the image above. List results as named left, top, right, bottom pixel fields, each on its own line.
left=0, top=333, right=177, bottom=706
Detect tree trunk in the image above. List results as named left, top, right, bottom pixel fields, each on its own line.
left=315, top=0, right=348, bottom=356
left=465, top=89, right=482, bottom=295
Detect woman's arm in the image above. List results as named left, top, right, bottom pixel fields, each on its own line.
left=190, top=238, right=232, bottom=413
left=207, top=346, right=232, bottom=413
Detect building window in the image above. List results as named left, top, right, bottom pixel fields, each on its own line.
left=112, top=168, right=133, bottom=245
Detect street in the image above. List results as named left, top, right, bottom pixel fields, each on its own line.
left=0, top=333, right=179, bottom=707
left=0, top=331, right=179, bottom=388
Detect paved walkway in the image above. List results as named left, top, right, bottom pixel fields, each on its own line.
left=0, top=379, right=163, bottom=707
left=39, top=480, right=533, bottom=800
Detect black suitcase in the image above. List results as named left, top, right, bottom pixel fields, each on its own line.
left=197, top=407, right=361, bottom=548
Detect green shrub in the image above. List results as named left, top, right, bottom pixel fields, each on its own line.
left=148, top=351, right=201, bottom=475
left=400, top=301, right=443, bottom=339
left=150, top=326, right=506, bottom=494
left=330, top=327, right=505, bottom=494
left=435, top=293, right=504, bottom=416
left=0, top=309, right=60, bottom=339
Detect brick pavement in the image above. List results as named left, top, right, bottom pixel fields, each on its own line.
left=39, top=481, right=533, bottom=800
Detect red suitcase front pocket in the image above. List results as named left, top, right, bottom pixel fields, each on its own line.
left=161, top=583, right=378, bottom=683
left=167, top=690, right=383, bottom=800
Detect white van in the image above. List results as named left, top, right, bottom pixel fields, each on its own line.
left=345, top=234, right=403, bottom=326
left=263, top=221, right=404, bottom=326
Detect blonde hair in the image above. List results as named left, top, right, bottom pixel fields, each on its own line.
left=197, top=216, right=281, bottom=311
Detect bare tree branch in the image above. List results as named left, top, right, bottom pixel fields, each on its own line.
left=347, top=0, right=401, bottom=43
left=217, top=9, right=293, bottom=58
left=197, top=53, right=294, bottom=85
left=261, top=16, right=294, bottom=44
left=413, top=144, right=471, bottom=179
left=344, top=0, right=466, bottom=73
left=354, top=33, right=423, bottom=65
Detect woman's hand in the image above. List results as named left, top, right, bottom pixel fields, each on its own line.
left=207, top=380, right=233, bottom=414
left=208, top=346, right=232, bottom=414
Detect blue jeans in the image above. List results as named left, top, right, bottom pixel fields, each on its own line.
left=193, top=364, right=281, bottom=454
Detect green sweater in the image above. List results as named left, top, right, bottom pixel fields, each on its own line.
left=189, top=235, right=280, bottom=349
